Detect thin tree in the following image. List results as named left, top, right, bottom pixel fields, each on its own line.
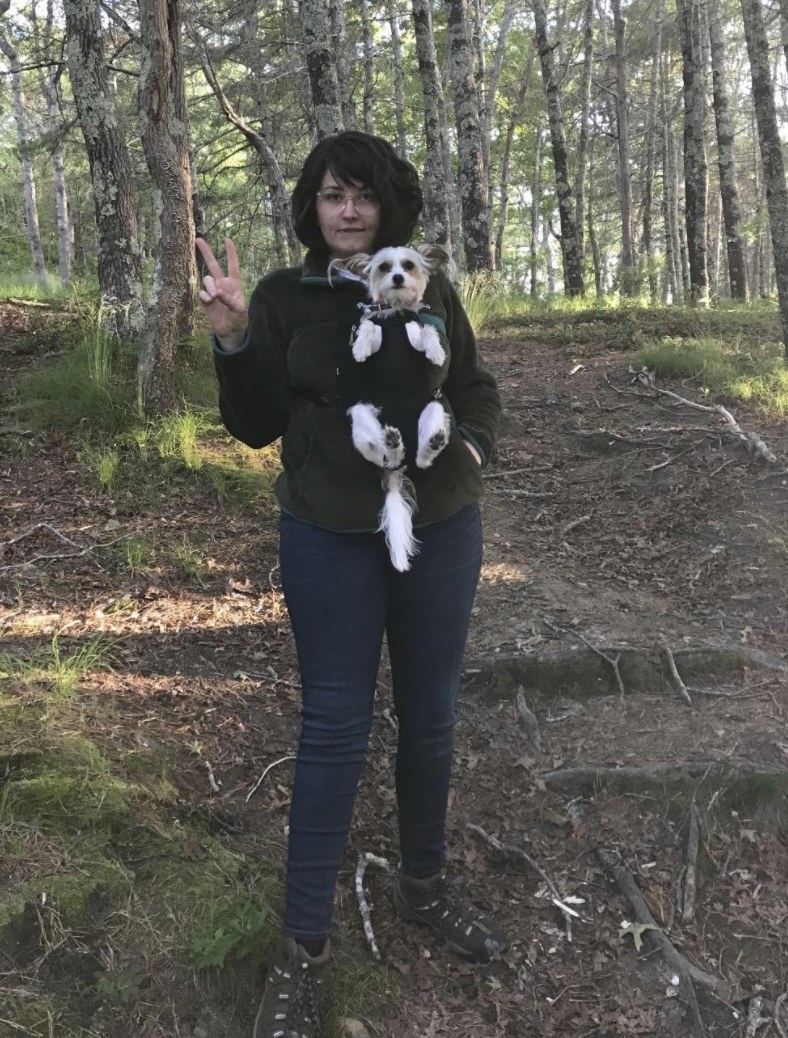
left=299, top=0, right=344, bottom=139
left=32, top=0, right=72, bottom=287
left=677, top=0, right=709, bottom=306
left=574, top=0, right=594, bottom=276
left=643, top=0, right=665, bottom=301
left=532, top=0, right=585, bottom=295
left=611, top=0, right=635, bottom=293
left=444, top=0, right=493, bottom=271
left=411, top=0, right=453, bottom=252
left=708, top=0, right=748, bottom=300
left=386, top=0, right=408, bottom=156
left=741, top=0, right=788, bottom=354
left=137, top=0, right=196, bottom=415
left=63, top=0, right=143, bottom=338
left=0, top=7, right=48, bottom=285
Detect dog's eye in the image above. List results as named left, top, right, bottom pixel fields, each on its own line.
left=402, top=261, right=416, bottom=271
left=378, top=262, right=391, bottom=274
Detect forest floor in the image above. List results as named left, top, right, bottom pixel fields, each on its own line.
left=1, top=299, right=787, bottom=1038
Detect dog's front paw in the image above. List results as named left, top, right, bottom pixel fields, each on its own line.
left=419, top=325, right=446, bottom=366
left=352, top=320, right=382, bottom=362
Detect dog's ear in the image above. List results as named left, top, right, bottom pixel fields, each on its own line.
left=330, top=252, right=371, bottom=280
left=417, top=244, right=449, bottom=271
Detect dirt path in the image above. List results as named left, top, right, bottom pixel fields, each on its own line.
left=1, top=305, right=787, bottom=1037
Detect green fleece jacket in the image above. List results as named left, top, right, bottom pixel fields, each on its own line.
left=213, top=250, right=501, bottom=531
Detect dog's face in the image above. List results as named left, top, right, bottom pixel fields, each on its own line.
left=334, top=244, right=449, bottom=310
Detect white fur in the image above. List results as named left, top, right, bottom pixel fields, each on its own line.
left=379, top=469, right=419, bottom=572
left=347, top=402, right=404, bottom=469
left=352, top=319, right=383, bottom=362
left=416, top=400, right=452, bottom=469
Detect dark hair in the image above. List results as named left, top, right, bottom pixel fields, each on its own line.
left=291, top=131, right=423, bottom=253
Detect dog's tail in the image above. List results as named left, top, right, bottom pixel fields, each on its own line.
left=379, top=469, right=418, bottom=572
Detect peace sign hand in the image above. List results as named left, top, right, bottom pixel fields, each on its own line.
left=196, top=237, right=249, bottom=349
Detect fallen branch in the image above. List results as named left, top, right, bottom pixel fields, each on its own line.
left=355, top=852, right=394, bottom=961
left=646, top=442, right=703, bottom=473
left=469, top=822, right=578, bottom=940
left=645, top=383, right=778, bottom=465
left=682, top=803, right=700, bottom=923
left=597, top=848, right=718, bottom=990
left=745, top=996, right=768, bottom=1037
left=773, top=991, right=787, bottom=1038
left=245, top=754, right=296, bottom=803
left=574, top=632, right=626, bottom=697
left=562, top=515, right=591, bottom=536
left=663, top=646, right=693, bottom=706
left=544, top=759, right=783, bottom=798
left=515, top=688, right=542, bottom=752
left=204, top=760, right=222, bottom=795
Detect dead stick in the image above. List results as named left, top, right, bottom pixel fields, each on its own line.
left=515, top=688, right=542, bottom=752
left=596, top=848, right=718, bottom=991
left=773, top=991, right=788, bottom=1038
left=663, top=646, right=693, bottom=706
left=245, top=754, right=296, bottom=803
left=468, top=823, right=559, bottom=900
left=651, top=387, right=777, bottom=464
left=682, top=803, right=700, bottom=923
left=574, top=632, right=626, bottom=697
left=355, top=852, right=394, bottom=961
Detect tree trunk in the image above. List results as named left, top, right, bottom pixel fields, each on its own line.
left=387, top=0, right=408, bottom=156
left=328, top=0, right=355, bottom=130
left=444, top=0, right=493, bottom=271
left=0, top=28, right=48, bottom=284
left=299, top=0, right=344, bottom=139
left=530, top=132, right=542, bottom=297
left=643, top=0, right=665, bottom=302
left=677, top=0, right=709, bottom=306
left=33, top=0, right=72, bottom=287
left=194, top=38, right=300, bottom=265
left=611, top=0, right=635, bottom=293
left=63, top=0, right=143, bottom=338
left=137, top=0, right=196, bottom=415
left=483, top=0, right=518, bottom=212
left=411, top=0, right=453, bottom=251
left=532, top=0, right=585, bottom=295
left=661, top=67, right=679, bottom=303
left=574, top=0, right=594, bottom=274
left=495, top=49, right=534, bottom=270
left=741, top=0, right=788, bottom=353
left=708, top=0, right=748, bottom=300
left=587, top=136, right=604, bottom=296
left=360, top=0, right=375, bottom=133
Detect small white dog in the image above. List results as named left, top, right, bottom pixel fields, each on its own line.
left=330, top=244, right=452, bottom=571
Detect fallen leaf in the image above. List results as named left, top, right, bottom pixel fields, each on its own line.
left=619, top=919, right=660, bottom=951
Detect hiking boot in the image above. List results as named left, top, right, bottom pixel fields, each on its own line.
left=252, top=937, right=329, bottom=1038
left=393, top=870, right=508, bottom=962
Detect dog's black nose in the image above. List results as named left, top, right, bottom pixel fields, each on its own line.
left=392, top=274, right=404, bottom=286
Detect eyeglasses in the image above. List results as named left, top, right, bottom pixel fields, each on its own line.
left=315, top=188, right=380, bottom=214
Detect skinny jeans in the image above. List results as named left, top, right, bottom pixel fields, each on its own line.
left=278, top=503, right=483, bottom=942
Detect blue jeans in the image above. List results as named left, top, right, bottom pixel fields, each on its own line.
left=278, top=503, right=483, bottom=942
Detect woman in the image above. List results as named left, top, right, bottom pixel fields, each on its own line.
left=197, top=130, right=505, bottom=1038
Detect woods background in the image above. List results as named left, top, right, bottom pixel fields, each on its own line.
left=1, top=0, right=788, bottom=411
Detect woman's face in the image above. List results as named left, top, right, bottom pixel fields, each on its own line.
left=315, top=169, right=381, bottom=258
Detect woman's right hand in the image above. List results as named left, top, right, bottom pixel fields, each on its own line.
left=196, top=237, right=249, bottom=349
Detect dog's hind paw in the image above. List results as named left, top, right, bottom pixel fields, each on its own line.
left=382, top=426, right=405, bottom=469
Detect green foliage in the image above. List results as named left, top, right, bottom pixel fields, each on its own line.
left=637, top=331, right=788, bottom=414
left=187, top=894, right=271, bottom=968
left=459, top=270, right=504, bottom=335
left=0, top=634, right=116, bottom=707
